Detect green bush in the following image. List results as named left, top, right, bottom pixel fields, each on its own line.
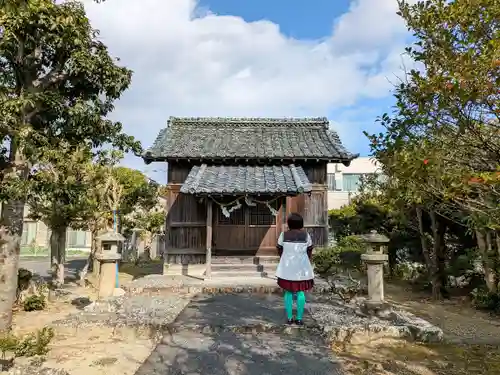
left=0, top=327, right=54, bottom=359
left=313, top=235, right=367, bottom=277
left=393, top=261, right=427, bottom=282
left=22, top=295, right=46, bottom=312
left=14, top=327, right=54, bottom=357
left=471, top=288, right=500, bottom=313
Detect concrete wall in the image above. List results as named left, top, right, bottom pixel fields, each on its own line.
left=327, top=157, right=381, bottom=210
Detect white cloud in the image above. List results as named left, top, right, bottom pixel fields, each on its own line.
left=82, top=0, right=413, bottom=177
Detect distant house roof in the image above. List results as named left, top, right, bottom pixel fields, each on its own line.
left=180, top=164, right=312, bottom=196
left=143, top=117, right=358, bottom=163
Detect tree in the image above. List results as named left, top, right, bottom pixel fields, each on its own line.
left=111, top=167, right=158, bottom=226
left=124, top=204, right=165, bottom=260
left=0, top=1, right=139, bottom=331
left=366, top=0, right=500, bottom=298
left=76, top=166, right=159, bottom=279
left=26, top=145, right=119, bottom=285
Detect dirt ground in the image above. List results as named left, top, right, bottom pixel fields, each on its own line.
left=11, top=284, right=156, bottom=375
left=334, top=282, right=500, bottom=375
left=11, top=276, right=500, bottom=375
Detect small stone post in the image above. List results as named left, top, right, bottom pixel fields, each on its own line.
left=95, top=231, right=124, bottom=299
left=359, top=230, right=390, bottom=311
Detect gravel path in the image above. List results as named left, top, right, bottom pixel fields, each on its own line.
left=135, top=293, right=344, bottom=375
left=136, top=330, right=342, bottom=375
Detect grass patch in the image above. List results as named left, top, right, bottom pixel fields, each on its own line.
left=20, top=246, right=49, bottom=257
left=20, top=246, right=88, bottom=257
left=334, top=339, right=500, bottom=375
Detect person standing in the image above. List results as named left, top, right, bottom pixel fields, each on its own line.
left=275, top=213, right=315, bottom=325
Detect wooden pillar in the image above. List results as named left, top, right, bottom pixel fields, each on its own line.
left=282, top=197, right=287, bottom=233
left=206, top=199, right=213, bottom=279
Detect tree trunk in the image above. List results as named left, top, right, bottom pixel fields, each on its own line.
left=0, top=200, right=24, bottom=332
left=50, top=226, right=67, bottom=286
left=416, top=207, right=437, bottom=287
left=496, top=231, right=500, bottom=292
left=0, top=137, right=28, bottom=332
left=79, top=227, right=99, bottom=284
left=476, top=229, right=498, bottom=294
left=429, top=210, right=447, bottom=299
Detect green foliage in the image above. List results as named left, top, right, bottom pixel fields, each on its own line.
left=312, top=236, right=367, bottom=277
left=393, top=262, right=426, bottom=283
left=22, top=295, right=46, bottom=312
left=0, top=327, right=54, bottom=358
left=14, top=327, right=54, bottom=357
left=471, top=288, right=500, bottom=313
left=329, top=200, right=394, bottom=239
left=366, top=0, right=500, bottom=228
left=355, top=0, right=500, bottom=301
left=0, top=333, right=18, bottom=355
left=112, top=167, right=159, bottom=218
left=27, top=146, right=100, bottom=228
left=1, top=0, right=141, bottom=198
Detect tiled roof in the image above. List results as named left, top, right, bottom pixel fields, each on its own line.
left=143, top=117, right=358, bottom=163
left=180, top=164, right=312, bottom=195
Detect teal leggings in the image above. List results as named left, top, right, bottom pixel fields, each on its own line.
left=284, top=291, right=306, bottom=320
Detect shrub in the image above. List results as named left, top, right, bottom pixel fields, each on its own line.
left=0, top=327, right=54, bottom=359
left=23, top=295, right=46, bottom=312
left=14, top=327, right=54, bottom=357
left=393, top=261, right=426, bottom=282
left=471, top=288, right=500, bottom=313
left=0, top=334, right=18, bottom=356
left=313, top=235, right=367, bottom=277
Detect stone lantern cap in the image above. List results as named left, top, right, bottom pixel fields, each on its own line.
left=95, top=252, right=122, bottom=262
left=97, top=231, right=126, bottom=243
left=357, top=230, right=390, bottom=244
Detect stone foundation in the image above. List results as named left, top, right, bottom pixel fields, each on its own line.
left=164, top=254, right=206, bottom=265
left=309, top=296, right=444, bottom=344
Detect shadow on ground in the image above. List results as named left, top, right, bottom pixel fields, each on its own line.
left=134, top=294, right=343, bottom=375
left=333, top=339, right=500, bottom=375
left=119, top=260, right=164, bottom=280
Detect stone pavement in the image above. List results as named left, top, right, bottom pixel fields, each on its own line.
left=134, top=294, right=344, bottom=375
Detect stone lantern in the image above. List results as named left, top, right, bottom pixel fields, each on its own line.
left=94, top=231, right=124, bottom=299
left=358, top=230, right=390, bottom=312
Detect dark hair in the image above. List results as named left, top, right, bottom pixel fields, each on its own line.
left=287, top=212, right=304, bottom=230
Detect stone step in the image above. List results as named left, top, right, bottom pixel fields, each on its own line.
left=210, top=270, right=273, bottom=278
left=211, top=263, right=277, bottom=273
left=211, top=256, right=280, bottom=265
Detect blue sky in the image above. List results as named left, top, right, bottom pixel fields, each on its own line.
left=198, top=0, right=352, bottom=40
left=196, top=0, right=397, bottom=156
left=84, top=0, right=410, bottom=182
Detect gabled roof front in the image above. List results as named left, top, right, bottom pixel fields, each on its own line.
left=180, top=164, right=312, bottom=196
left=143, top=117, right=358, bottom=164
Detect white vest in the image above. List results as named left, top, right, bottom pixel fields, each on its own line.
left=275, top=232, right=315, bottom=281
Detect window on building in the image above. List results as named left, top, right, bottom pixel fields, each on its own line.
left=248, top=203, right=276, bottom=226
left=67, top=229, right=88, bottom=248
left=342, top=173, right=363, bottom=192
left=327, top=173, right=336, bottom=191
left=21, top=222, right=37, bottom=246
left=327, top=173, right=343, bottom=191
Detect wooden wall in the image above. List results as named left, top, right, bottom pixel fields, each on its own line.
left=302, top=163, right=327, bottom=185
left=167, top=162, right=191, bottom=184
left=285, top=189, right=328, bottom=247
left=287, top=162, right=328, bottom=247
left=164, top=162, right=328, bottom=263
left=213, top=197, right=279, bottom=256
left=164, top=177, right=206, bottom=264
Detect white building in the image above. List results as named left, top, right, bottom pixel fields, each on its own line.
left=327, top=157, right=381, bottom=210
